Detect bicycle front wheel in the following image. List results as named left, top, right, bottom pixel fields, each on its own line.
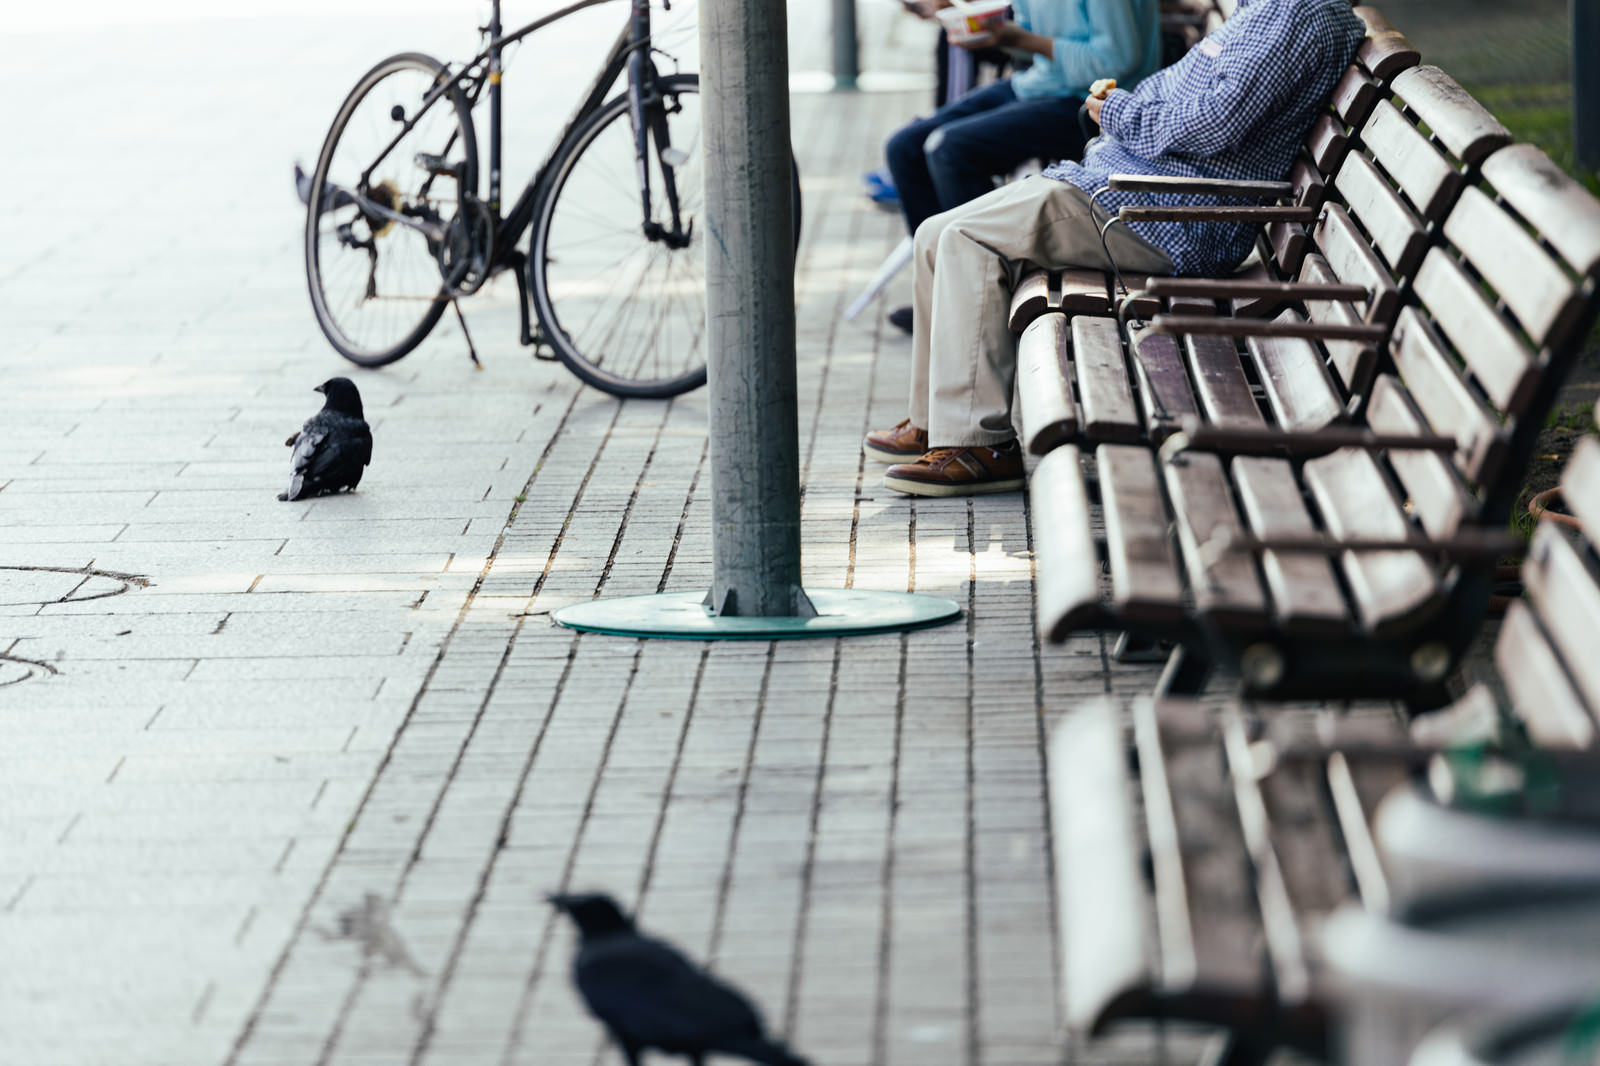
left=305, top=53, right=479, bottom=368
left=529, top=73, right=802, bottom=399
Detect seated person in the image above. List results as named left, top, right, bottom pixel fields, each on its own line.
left=884, top=0, right=1163, bottom=332
left=865, top=0, right=1367, bottom=497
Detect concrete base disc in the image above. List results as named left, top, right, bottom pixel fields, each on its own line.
left=552, top=588, right=961, bottom=641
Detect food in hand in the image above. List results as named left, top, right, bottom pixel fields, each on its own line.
left=1089, top=78, right=1117, bottom=99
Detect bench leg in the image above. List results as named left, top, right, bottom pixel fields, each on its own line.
left=1154, top=644, right=1211, bottom=698
left=1199, top=1030, right=1275, bottom=1066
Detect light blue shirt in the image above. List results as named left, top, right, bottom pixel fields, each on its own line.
left=1009, top=0, right=1162, bottom=101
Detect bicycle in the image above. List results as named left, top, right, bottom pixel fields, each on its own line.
left=301, top=0, right=803, bottom=399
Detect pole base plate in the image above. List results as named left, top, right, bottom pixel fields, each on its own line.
left=552, top=588, right=960, bottom=641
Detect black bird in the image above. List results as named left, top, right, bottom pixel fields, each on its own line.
left=278, top=377, right=373, bottom=502
left=549, top=893, right=810, bottom=1066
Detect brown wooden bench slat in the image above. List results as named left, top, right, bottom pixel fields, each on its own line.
left=1334, top=152, right=1429, bottom=276
left=1411, top=249, right=1541, bottom=414
left=1387, top=306, right=1506, bottom=484
left=1029, top=446, right=1101, bottom=642
left=1185, top=334, right=1264, bottom=428
left=1007, top=269, right=1053, bottom=333
left=1326, top=750, right=1405, bottom=909
left=1051, top=701, right=1153, bottom=1034
left=1120, top=205, right=1317, bottom=223
left=1308, top=113, right=1350, bottom=177
left=1269, top=220, right=1311, bottom=278
left=1128, top=326, right=1200, bottom=437
left=1100, top=445, right=1186, bottom=621
left=1444, top=185, right=1587, bottom=348
left=1364, top=374, right=1469, bottom=539
left=1298, top=256, right=1380, bottom=398
left=1353, top=4, right=1421, bottom=81
left=1496, top=597, right=1597, bottom=750
left=1246, top=317, right=1345, bottom=431
left=1073, top=315, right=1142, bottom=442
left=1484, top=143, right=1600, bottom=277
left=1561, top=436, right=1600, bottom=549
left=1230, top=456, right=1351, bottom=634
left=1016, top=314, right=1078, bottom=455
left=1360, top=98, right=1462, bottom=224
left=1108, top=173, right=1294, bottom=198
left=1145, top=276, right=1369, bottom=302
left=1153, top=314, right=1387, bottom=344
left=1138, top=700, right=1268, bottom=1010
left=1330, top=66, right=1381, bottom=131
left=1291, top=153, right=1328, bottom=212
left=1311, top=206, right=1401, bottom=326
left=1521, top=522, right=1600, bottom=719
left=1060, top=268, right=1115, bottom=314
left=1390, top=65, right=1512, bottom=168
left=1165, top=452, right=1269, bottom=626
left=1302, top=447, right=1438, bottom=633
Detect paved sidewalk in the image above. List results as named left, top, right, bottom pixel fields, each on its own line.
left=0, top=8, right=1196, bottom=1066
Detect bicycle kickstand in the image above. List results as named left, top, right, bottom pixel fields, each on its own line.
left=450, top=297, right=482, bottom=369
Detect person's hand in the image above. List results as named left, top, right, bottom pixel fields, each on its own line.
left=954, top=18, right=1019, bottom=49
left=901, top=0, right=950, bottom=19
left=1085, top=92, right=1106, bottom=125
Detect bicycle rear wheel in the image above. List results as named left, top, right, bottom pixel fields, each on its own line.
left=305, top=53, right=478, bottom=368
left=529, top=73, right=802, bottom=399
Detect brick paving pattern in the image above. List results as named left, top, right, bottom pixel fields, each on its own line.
left=2, top=8, right=1219, bottom=1066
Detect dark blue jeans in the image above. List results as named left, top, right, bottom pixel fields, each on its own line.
left=885, top=79, right=1088, bottom=235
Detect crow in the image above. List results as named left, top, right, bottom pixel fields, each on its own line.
left=548, top=893, right=810, bottom=1066
left=278, top=377, right=372, bottom=502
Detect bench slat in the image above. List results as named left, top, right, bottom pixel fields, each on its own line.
left=1137, top=700, right=1267, bottom=1005
left=1331, top=66, right=1380, bottom=130
left=1302, top=448, right=1439, bottom=633
left=1353, top=5, right=1420, bottom=81
left=1412, top=248, right=1540, bottom=414
left=1307, top=114, right=1350, bottom=177
left=1312, top=205, right=1400, bottom=326
left=1291, top=154, right=1328, bottom=211
left=1100, top=445, right=1185, bottom=622
left=1230, top=456, right=1351, bottom=634
left=1008, top=269, right=1052, bottom=333
left=1391, top=65, right=1511, bottom=168
left=1561, top=436, right=1600, bottom=549
left=1365, top=374, right=1469, bottom=538
left=1360, top=98, right=1461, bottom=224
left=1523, top=523, right=1600, bottom=722
left=1444, top=185, right=1586, bottom=348
left=1060, top=268, right=1114, bottom=314
left=1497, top=598, right=1597, bottom=750
left=1165, top=452, right=1268, bottom=626
left=1074, top=315, right=1141, bottom=443
left=1017, top=314, right=1078, bottom=455
left=1484, top=143, right=1600, bottom=277
left=1128, top=325, right=1199, bottom=438
left=1335, top=152, right=1429, bottom=276
left=1388, top=306, right=1505, bottom=483
left=1246, top=316, right=1344, bottom=431
left=1185, top=335, right=1264, bottom=427
left=1051, top=700, right=1153, bottom=1034
left=1030, top=446, right=1101, bottom=642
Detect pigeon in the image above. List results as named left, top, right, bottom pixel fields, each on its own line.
left=278, top=377, right=373, bottom=502
left=548, top=893, right=810, bottom=1066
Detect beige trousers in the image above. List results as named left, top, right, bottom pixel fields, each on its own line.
left=909, top=177, right=1174, bottom=447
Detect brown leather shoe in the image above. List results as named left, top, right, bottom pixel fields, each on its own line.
left=882, top=441, right=1025, bottom=497
left=863, top=418, right=928, bottom=463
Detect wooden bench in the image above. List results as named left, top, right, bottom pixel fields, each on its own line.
left=1012, top=59, right=1509, bottom=456
left=1049, top=401, right=1600, bottom=1066
left=1027, top=139, right=1600, bottom=707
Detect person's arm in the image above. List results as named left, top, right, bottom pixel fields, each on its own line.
left=1032, top=0, right=1152, bottom=92
left=958, top=20, right=1053, bottom=56
left=1099, top=6, right=1344, bottom=158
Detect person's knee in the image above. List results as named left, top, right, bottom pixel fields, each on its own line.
left=886, top=122, right=928, bottom=173
left=923, top=125, right=982, bottom=179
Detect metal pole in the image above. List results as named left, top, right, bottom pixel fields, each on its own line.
left=832, top=0, right=861, bottom=90
left=698, top=0, right=814, bottom=619
left=1578, top=0, right=1600, bottom=170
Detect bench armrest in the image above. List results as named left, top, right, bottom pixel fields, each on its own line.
left=1145, top=313, right=1386, bottom=343
left=1217, top=529, right=1520, bottom=562
left=1118, top=205, right=1318, bottom=223
left=1141, top=278, right=1369, bottom=302
left=1107, top=174, right=1294, bottom=200
left=1158, top=420, right=1458, bottom=460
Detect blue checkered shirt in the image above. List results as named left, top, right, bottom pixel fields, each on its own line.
left=1041, top=0, right=1366, bottom=276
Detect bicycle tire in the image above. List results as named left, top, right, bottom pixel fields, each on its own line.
left=528, top=73, right=803, bottom=399
left=304, top=52, right=479, bottom=368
